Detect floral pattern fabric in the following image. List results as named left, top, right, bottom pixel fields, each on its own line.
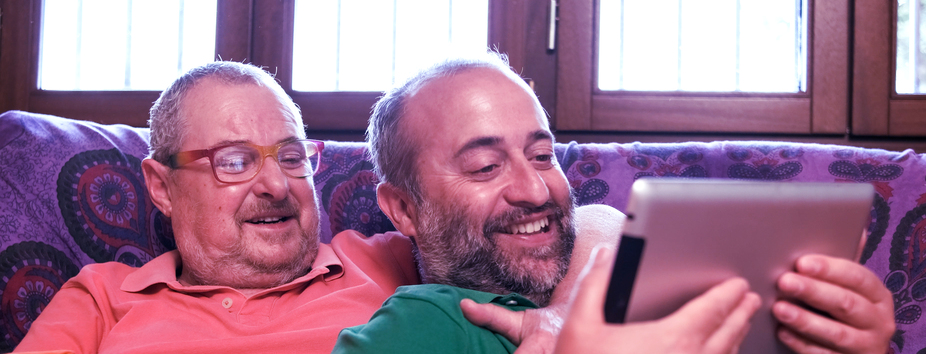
left=1, top=110, right=923, bottom=353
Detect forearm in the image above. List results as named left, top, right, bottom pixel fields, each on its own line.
left=551, top=204, right=625, bottom=306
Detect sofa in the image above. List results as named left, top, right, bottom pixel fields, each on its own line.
left=0, top=109, right=922, bottom=353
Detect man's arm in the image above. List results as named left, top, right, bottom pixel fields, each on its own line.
left=551, top=204, right=626, bottom=305
left=15, top=270, right=107, bottom=353
left=773, top=254, right=895, bottom=354
left=461, top=204, right=625, bottom=352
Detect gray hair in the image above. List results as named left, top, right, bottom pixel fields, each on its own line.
left=148, top=61, right=302, bottom=164
left=366, top=51, right=513, bottom=203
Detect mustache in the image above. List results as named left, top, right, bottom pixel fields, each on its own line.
left=482, top=200, right=559, bottom=236
left=235, top=198, right=300, bottom=225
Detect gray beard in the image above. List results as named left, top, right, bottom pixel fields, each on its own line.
left=412, top=198, right=576, bottom=306
left=178, top=197, right=320, bottom=289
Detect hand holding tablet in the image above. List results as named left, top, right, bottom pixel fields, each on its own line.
left=604, top=179, right=878, bottom=354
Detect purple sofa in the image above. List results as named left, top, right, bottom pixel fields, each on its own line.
left=0, top=110, right=922, bottom=353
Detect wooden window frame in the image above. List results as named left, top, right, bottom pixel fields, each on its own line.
left=0, top=0, right=551, bottom=133
left=555, top=0, right=850, bottom=135
left=853, top=0, right=926, bottom=137
left=0, top=0, right=255, bottom=127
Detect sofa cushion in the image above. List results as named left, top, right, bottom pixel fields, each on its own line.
left=3, top=110, right=926, bottom=353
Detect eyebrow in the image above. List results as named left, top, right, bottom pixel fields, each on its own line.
left=209, top=137, right=300, bottom=149
left=529, top=129, right=554, bottom=144
left=453, top=129, right=554, bottom=158
left=454, top=136, right=502, bottom=158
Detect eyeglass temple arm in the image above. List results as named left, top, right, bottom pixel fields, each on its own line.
left=168, top=149, right=210, bottom=169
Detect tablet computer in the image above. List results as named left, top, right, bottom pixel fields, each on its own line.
left=604, top=179, right=874, bottom=354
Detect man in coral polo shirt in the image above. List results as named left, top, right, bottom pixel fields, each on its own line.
left=15, top=62, right=419, bottom=354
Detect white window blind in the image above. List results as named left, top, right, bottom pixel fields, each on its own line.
left=897, top=0, right=926, bottom=94
left=40, top=0, right=217, bottom=91
left=597, top=0, right=807, bottom=93
left=292, top=0, right=489, bottom=92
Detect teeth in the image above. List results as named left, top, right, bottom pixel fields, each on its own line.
left=506, top=217, right=549, bottom=235
left=254, top=217, right=283, bottom=223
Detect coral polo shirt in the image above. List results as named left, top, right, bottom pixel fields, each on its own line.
left=15, top=231, right=418, bottom=354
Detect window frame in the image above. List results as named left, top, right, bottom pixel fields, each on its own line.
left=555, top=0, right=850, bottom=135
left=0, top=0, right=255, bottom=127
left=0, top=0, right=549, bottom=131
left=853, top=0, right=926, bottom=136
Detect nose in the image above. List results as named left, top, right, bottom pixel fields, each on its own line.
left=250, top=155, right=289, bottom=201
left=503, top=157, right=551, bottom=208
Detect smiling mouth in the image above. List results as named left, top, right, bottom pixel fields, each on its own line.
left=504, top=216, right=551, bottom=235
left=247, top=216, right=292, bottom=225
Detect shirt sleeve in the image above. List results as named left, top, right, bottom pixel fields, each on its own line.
left=14, top=266, right=117, bottom=354
left=332, top=288, right=471, bottom=354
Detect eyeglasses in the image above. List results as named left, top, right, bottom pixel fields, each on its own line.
left=167, top=139, right=324, bottom=183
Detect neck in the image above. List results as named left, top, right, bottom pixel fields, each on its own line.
left=178, top=263, right=307, bottom=291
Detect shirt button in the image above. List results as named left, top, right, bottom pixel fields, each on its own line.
left=505, top=300, right=518, bottom=306
left=222, top=297, right=233, bottom=309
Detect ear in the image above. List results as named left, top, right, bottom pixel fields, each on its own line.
left=376, top=183, right=420, bottom=237
left=142, top=158, right=175, bottom=218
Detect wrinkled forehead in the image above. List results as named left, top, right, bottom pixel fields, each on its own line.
left=180, top=80, right=305, bottom=147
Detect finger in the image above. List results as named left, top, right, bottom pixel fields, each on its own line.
left=777, top=271, right=876, bottom=327
left=703, top=291, right=761, bottom=354
left=772, top=299, right=856, bottom=352
left=792, top=255, right=889, bottom=304
left=566, top=245, right=615, bottom=323
left=776, top=325, right=840, bottom=354
left=667, top=277, right=752, bottom=336
left=461, top=298, right=524, bottom=344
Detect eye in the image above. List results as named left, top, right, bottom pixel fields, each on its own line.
left=215, top=154, right=254, bottom=174
left=278, top=152, right=307, bottom=167
left=532, top=153, right=555, bottom=169
left=476, top=164, right=498, bottom=174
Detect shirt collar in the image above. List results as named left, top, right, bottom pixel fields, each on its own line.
left=121, top=244, right=344, bottom=293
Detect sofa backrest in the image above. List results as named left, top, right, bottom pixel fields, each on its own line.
left=2, top=110, right=926, bottom=353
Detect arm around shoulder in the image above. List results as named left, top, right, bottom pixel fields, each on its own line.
left=551, top=204, right=625, bottom=305
left=332, top=286, right=476, bottom=354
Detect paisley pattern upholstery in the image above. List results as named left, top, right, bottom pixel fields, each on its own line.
left=1, top=110, right=923, bottom=353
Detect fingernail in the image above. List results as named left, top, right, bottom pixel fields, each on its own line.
left=773, top=302, right=798, bottom=322
left=592, top=244, right=614, bottom=265
left=798, top=257, right=821, bottom=274
left=778, top=273, right=803, bottom=293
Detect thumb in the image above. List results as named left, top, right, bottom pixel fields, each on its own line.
left=461, top=298, right=526, bottom=344
left=568, top=245, right=615, bottom=323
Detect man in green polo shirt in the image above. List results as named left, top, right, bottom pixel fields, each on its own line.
left=333, top=51, right=586, bottom=353
left=334, top=52, right=894, bottom=354
left=333, top=52, right=759, bottom=353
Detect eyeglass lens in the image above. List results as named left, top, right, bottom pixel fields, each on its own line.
left=212, top=141, right=317, bottom=182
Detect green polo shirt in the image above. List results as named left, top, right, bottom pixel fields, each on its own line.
left=332, top=284, right=538, bottom=353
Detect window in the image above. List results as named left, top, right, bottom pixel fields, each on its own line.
left=596, top=0, right=806, bottom=93
left=557, top=0, right=848, bottom=134
left=292, top=0, right=488, bottom=92
left=896, top=0, right=926, bottom=94
left=0, top=0, right=506, bottom=129
left=40, top=0, right=217, bottom=91
left=2, top=0, right=918, bottom=141
left=854, top=0, right=926, bottom=136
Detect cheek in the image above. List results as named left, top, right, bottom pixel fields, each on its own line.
left=545, top=172, right=572, bottom=203
left=171, top=175, right=246, bottom=224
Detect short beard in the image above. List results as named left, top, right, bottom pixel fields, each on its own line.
left=413, top=198, right=576, bottom=306
left=178, top=198, right=319, bottom=289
